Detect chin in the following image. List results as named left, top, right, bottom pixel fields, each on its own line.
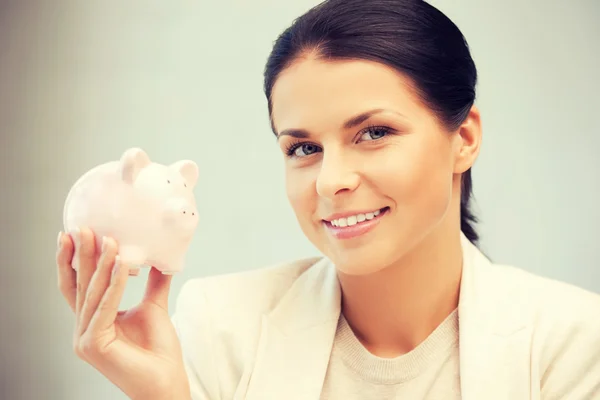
left=324, top=243, right=401, bottom=276
left=319, top=222, right=434, bottom=276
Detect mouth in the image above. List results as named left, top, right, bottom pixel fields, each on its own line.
left=324, top=207, right=390, bottom=240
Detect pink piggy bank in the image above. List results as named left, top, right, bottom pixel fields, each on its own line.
left=63, top=147, right=199, bottom=276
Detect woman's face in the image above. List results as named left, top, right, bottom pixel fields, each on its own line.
left=270, top=57, right=476, bottom=275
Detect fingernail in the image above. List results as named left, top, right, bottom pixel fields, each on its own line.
left=57, top=231, right=63, bottom=248
left=101, top=236, right=107, bottom=252
left=111, top=255, right=121, bottom=279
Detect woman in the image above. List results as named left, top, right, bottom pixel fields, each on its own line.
left=56, top=0, right=600, bottom=399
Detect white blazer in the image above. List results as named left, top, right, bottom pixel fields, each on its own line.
left=171, top=234, right=600, bottom=400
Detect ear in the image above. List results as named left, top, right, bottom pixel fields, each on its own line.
left=119, top=148, right=151, bottom=184
left=171, top=160, right=199, bottom=188
left=453, top=105, right=482, bottom=174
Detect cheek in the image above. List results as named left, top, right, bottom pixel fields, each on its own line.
left=375, top=138, right=454, bottom=218
left=285, top=166, right=317, bottom=221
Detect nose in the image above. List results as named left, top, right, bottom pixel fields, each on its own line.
left=181, top=207, right=197, bottom=217
left=169, top=198, right=198, bottom=217
left=315, top=151, right=360, bottom=199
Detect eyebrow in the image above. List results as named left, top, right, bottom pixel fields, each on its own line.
left=274, top=108, right=398, bottom=139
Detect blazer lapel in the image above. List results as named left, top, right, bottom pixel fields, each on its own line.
left=243, top=258, right=341, bottom=400
left=458, top=234, right=533, bottom=399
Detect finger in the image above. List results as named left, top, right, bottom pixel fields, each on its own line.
left=56, top=231, right=76, bottom=312
left=74, top=227, right=98, bottom=321
left=143, top=266, right=173, bottom=311
left=87, top=256, right=130, bottom=334
left=78, top=236, right=119, bottom=336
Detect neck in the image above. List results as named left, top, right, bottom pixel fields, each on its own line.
left=337, top=226, right=464, bottom=358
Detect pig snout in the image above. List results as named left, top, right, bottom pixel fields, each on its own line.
left=164, top=198, right=199, bottom=227
left=179, top=204, right=197, bottom=217
left=169, top=199, right=197, bottom=216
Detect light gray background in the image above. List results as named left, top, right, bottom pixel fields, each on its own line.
left=1, top=0, right=598, bottom=399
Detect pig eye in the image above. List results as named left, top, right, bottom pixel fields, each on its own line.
left=167, top=180, right=171, bottom=184
left=184, top=183, right=187, bottom=188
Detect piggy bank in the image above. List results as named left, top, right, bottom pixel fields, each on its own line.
left=63, top=147, right=199, bottom=276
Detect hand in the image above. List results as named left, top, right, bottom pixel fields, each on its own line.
left=56, top=227, right=191, bottom=400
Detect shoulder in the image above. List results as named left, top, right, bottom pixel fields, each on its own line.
left=485, top=261, right=600, bottom=395
left=173, top=256, right=325, bottom=337
left=171, top=256, right=326, bottom=397
left=486, top=261, right=600, bottom=325
left=172, top=255, right=325, bottom=348
left=466, top=241, right=600, bottom=334
left=174, top=255, right=323, bottom=321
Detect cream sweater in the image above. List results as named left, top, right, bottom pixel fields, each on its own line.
left=320, top=309, right=461, bottom=399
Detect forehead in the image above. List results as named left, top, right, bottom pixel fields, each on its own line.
left=270, top=58, right=423, bottom=132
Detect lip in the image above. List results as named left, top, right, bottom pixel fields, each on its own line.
left=323, top=207, right=388, bottom=222
left=323, top=207, right=389, bottom=240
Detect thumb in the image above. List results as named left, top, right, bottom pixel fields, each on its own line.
left=143, top=266, right=173, bottom=310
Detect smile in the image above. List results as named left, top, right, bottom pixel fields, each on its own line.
left=324, top=207, right=389, bottom=240
left=329, top=208, right=385, bottom=227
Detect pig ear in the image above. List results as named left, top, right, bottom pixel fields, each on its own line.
left=171, top=160, right=199, bottom=188
left=119, top=148, right=151, bottom=184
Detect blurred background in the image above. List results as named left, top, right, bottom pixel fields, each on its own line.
left=0, top=0, right=598, bottom=398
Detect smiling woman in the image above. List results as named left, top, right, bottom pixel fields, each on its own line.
left=55, top=0, right=600, bottom=399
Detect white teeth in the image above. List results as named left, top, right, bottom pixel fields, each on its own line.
left=330, top=208, right=385, bottom=227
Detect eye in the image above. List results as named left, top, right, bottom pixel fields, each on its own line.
left=184, top=183, right=187, bottom=188
left=359, top=125, right=391, bottom=142
left=167, top=180, right=171, bottom=184
left=285, top=142, right=322, bottom=158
